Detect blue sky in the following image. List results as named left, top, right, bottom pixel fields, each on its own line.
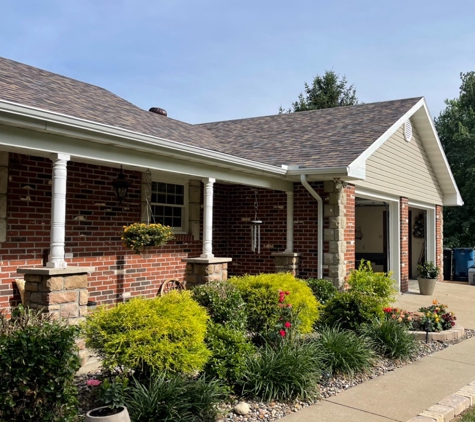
left=1, top=0, right=474, bottom=123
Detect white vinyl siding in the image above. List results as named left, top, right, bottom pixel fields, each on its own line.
left=354, top=122, right=443, bottom=204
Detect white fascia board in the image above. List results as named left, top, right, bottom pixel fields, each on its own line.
left=349, top=97, right=463, bottom=207
left=407, top=200, right=436, bottom=210
left=286, top=165, right=365, bottom=180
left=415, top=101, right=463, bottom=206
left=0, top=99, right=287, bottom=178
left=355, top=187, right=400, bottom=203
left=0, top=116, right=293, bottom=192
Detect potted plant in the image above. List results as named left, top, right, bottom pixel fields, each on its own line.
left=417, top=261, right=440, bottom=295
left=85, top=377, right=131, bottom=422
left=122, top=223, right=174, bottom=254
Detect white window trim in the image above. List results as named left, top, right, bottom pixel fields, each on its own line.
left=144, top=175, right=190, bottom=235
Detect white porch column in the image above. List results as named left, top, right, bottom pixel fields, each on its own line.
left=285, top=191, right=294, bottom=253
left=47, top=153, right=70, bottom=268
left=201, top=178, right=215, bottom=259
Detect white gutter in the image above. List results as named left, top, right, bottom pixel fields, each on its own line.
left=300, top=174, right=323, bottom=279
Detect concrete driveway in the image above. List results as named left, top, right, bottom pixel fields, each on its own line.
left=395, top=279, right=475, bottom=329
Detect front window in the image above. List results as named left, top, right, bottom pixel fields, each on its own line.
left=150, top=181, right=186, bottom=231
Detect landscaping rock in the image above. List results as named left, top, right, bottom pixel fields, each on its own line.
left=234, top=401, right=251, bottom=415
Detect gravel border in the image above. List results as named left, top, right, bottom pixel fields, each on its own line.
left=75, top=328, right=475, bottom=421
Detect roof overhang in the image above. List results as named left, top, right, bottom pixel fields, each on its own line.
left=348, top=98, right=463, bottom=207
left=0, top=99, right=293, bottom=191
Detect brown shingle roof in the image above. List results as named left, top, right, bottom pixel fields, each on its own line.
left=0, top=56, right=421, bottom=169
left=0, top=56, right=223, bottom=150
left=198, top=97, right=422, bottom=168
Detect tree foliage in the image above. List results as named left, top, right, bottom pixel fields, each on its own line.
left=435, top=72, right=475, bottom=247
left=281, top=70, right=358, bottom=113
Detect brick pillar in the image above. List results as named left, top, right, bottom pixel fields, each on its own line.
left=400, top=198, right=409, bottom=292
left=181, top=257, right=232, bottom=288
left=323, top=181, right=354, bottom=288
left=271, top=252, right=301, bottom=276
left=436, top=205, right=443, bottom=281
left=17, top=267, right=95, bottom=323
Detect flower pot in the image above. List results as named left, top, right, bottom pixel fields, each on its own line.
left=418, top=278, right=437, bottom=295
left=85, top=406, right=131, bottom=422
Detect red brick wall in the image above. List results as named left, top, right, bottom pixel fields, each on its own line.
left=213, top=183, right=324, bottom=278
left=436, top=205, right=443, bottom=281
left=0, top=155, right=201, bottom=313
left=400, top=198, right=409, bottom=292
left=344, top=185, right=356, bottom=278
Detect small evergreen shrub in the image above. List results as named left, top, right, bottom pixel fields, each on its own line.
left=313, top=325, right=375, bottom=377
left=347, top=260, right=397, bottom=307
left=0, top=306, right=80, bottom=422
left=229, top=273, right=320, bottom=336
left=305, top=278, right=338, bottom=304
left=84, top=291, right=210, bottom=376
left=359, top=319, right=418, bottom=360
left=236, top=341, right=322, bottom=401
left=125, top=373, right=226, bottom=422
left=203, top=322, right=255, bottom=385
left=192, top=281, right=247, bottom=331
left=320, top=290, right=384, bottom=330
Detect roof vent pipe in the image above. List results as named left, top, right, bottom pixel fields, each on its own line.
left=300, top=175, right=323, bottom=279
left=149, top=107, right=167, bottom=116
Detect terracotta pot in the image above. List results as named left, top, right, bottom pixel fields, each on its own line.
left=85, top=406, right=131, bottom=422
left=418, top=278, right=437, bottom=295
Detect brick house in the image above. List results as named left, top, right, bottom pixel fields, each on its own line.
left=0, top=57, right=462, bottom=317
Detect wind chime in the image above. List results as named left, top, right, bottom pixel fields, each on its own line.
left=251, top=189, right=263, bottom=254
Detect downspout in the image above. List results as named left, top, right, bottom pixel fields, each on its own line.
left=300, top=175, right=323, bottom=279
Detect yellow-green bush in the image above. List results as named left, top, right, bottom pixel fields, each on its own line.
left=229, top=273, right=320, bottom=335
left=84, top=291, right=210, bottom=375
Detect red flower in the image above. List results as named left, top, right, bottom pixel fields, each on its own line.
left=87, top=379, right=101, bottom=387
left=279, top=329, right=286, bottom=337
left=284, top=321, right=291, bottom=328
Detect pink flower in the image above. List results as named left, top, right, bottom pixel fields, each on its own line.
left=87, top=379, right=102, bottom=387
left=279, top=329, right=286, bottom=337
left=284, top=321, right=291, bottom=328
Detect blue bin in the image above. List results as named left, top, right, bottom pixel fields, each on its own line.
left=453, top=248, right=475, bottom=281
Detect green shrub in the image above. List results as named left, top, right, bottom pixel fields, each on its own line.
left=359, top=319, right=418, bottom=360
left=84, top=291, right=210, bottom=376
left=236, top=341, right=322, bottom=401
left=229, top=273, right=320, bottom=336
left=125, top=373, right=226, bottom=422
left=192, top=281, right=247, bottom=331
left=305, top=278, right=338, bottom=304
left=0, top=306, right=80, bottom=422
left=203, top=322, right=255, bottom=385
left=347, top=260, right=397, bottom=307
left=313, top=325, right=375, bottom=377
left=320, top=290, right=384, bottom=330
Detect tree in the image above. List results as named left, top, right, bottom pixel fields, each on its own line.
left=280, top=70, right=359, bottom=113
left=435, top=72, right=475, bottom=247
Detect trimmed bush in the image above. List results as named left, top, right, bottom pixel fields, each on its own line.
left=0, top=306, right=80, bottom=422
left=192, top=281, right=247, bottom=331
left=320, top=290, right=384, bottom=331
left=236, top=341, right=322, bottom=401
left=229, top=273, right=320, bottom=336
left=305, top=278, right=338, bottom=304
left=360, top=319, right=418, bottom=360
left=203, top=322, right=255, bottom=385
left=84, top=291, right=210, bottom=376
left=347, top=260, right=397, bottom=307
left=314, top=325, right=375, bottom=377
left=125, top=373, right=226, bottom=422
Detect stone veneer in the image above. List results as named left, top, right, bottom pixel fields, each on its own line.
left=271, top=252, right=301, bottom=276
left=181, top=257, right=232, bottom=287
left=323, top=181, right=353, bottom=288
left=17, top=267, right=95, bottom=322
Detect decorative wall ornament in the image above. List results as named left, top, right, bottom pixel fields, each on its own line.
left=355, top=226, right=363, bottom=240
left=413, top=213, right=425, bottom=238
left=251, top=189, right=262, bottom=253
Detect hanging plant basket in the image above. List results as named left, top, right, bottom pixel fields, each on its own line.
left=122, top=223, right=174, bottom=254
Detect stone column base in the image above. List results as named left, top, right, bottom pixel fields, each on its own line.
left=17, top=266, right=95, bottom=323
left=271, top=252, right=301, bottom=277
left=181, top=257, right=232, bottom=287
